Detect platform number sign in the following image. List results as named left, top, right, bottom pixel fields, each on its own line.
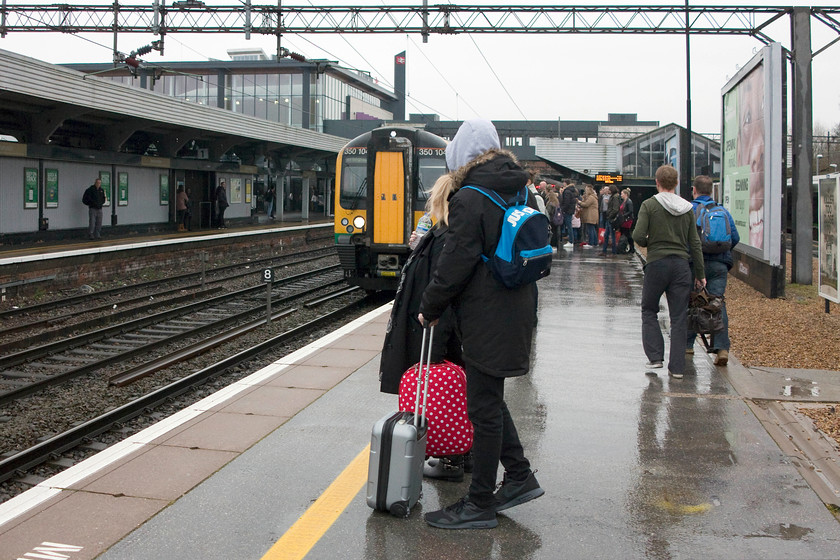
left=263, top=268, right=274, bottom=283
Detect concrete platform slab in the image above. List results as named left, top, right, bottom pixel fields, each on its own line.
left=0, top=490, right=166, bottom=560
left=74, top=444, right=238, bottom=500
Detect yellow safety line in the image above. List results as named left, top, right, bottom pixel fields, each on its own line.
left=261, top=445, right=370, bottom=560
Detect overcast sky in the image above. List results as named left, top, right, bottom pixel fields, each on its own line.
left=1, top=0, right=838, bottom=135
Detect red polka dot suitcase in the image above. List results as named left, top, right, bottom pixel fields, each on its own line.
left=398, top=359, right=473, bottom=457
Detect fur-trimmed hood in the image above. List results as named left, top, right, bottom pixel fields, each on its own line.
left=450, top=148, right=524, bottom=193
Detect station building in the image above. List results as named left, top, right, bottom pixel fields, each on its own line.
left=1, top=46, right=720, bottom=241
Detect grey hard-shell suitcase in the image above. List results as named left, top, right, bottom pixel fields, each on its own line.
left=366, top=325, right=434, bottom=517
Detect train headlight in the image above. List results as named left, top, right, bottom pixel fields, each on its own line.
left=346, top=225, right=354, bottom=233
left=353, top=216, right=366, bottom=229
left=340, top=218, right=349, bottom=226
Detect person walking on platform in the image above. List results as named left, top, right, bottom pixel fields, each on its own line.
left=602, top=185, right=621, bottom=255
left=560, top=180, right=578, bottom=248
left=578, top=185, right=599, bottom=248
left=265, top=184, right=276, bottom=220
left=214, top=180, right=229, bottom=229
left=379, top=173, right=467, bottom=482
left=618, top=188, right=636, bottom=253
left=418, top=119, right=544, bottom=530
left=82, top=177, right=106, bottom=240
left=686, top=175, right=739, bottom=365
left=175, top=185, right=189, bottom=232
left=633, top=165, right=706, bottom=379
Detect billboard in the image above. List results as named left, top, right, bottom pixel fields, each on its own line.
left=819, top=175, right=839, bottom=303
left=720, top=43, right=784, bottom=266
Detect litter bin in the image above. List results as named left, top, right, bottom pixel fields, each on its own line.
left=39, top=217, right=48, bottom=231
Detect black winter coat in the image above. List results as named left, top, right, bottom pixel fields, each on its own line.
left=607, top=194, right=622, bottom=227
left=379, top=224, right=462, bottom=394
left=420, top=153, right=538, bottom=378
left=82, top=184, right=106, bottom=209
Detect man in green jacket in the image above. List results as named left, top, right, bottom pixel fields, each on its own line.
left=632, top=165, right=706, bottom=379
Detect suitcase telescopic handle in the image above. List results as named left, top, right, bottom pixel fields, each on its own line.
left=413, top=324, right=435, bottom=428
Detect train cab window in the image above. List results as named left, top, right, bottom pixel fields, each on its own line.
left=416, top=156, right=446, bottom=210
left=340, top=155, right=367, bottom=209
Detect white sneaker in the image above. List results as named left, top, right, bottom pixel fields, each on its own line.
left=563, top=242, right=573, bottom=248
left=645, top=361, right=664, bottom=369
left=582, top=244, right=592, bottom=249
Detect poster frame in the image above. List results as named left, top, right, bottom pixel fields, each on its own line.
left=720, top=42, right=784, bottom=267
left=24, top=167, right=38, bottom=209
left=818, top=174, right=840, bottom=303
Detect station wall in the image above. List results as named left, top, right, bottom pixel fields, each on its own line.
left=0, top=155, right=255, bottom=235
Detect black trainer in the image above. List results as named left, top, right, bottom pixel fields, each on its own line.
left=494, top=471, right=545, bottom=512
left=424, top=498, right=498, bottom=529
left=423, top=457, right=465, bottom=482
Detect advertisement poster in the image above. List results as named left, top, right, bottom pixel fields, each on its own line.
left=722, top=63, right=764, bottom=251
left=45, top=168, right=59, bottom=208
left=24, top=167, right=38, bottom=209
left=246, top=179, right=252, bottom=204
left=159, top=174, right=169, bottom=205
left=99, top=171, right=111, bottom=206
left=118, top=172, right=129, bottom=206
left=231, top=177, right=242, bottom=204
left=819, top=176, right=839, bottom=303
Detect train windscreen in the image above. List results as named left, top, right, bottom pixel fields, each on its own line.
left=340, top=155, right=367, bottom=209
left=416, top=155, right=447, bottom=210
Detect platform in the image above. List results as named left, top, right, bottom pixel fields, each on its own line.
left=2, top=249, right=839, bottom=559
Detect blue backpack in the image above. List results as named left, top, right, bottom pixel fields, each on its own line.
left=694, top=200, right=733, bottom=254
left=462, top=185, right=552, bottom=289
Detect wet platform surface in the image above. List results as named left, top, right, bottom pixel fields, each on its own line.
left=99, top=249, right=840, bottom=559
left=4, top=249, right=839, bottom=559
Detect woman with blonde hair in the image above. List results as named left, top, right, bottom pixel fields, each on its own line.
left=379, top=171, right=467, bottom=481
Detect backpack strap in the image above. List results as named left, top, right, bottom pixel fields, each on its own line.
left=461, top=185, right=506, bottom=210
left=461, top=185, right=529, bottom=210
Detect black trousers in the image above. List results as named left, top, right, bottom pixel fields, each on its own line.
left=465, top=365, right=531, bottom=508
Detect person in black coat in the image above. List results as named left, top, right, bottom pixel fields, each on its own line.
left=418, top=119, right=544, bottom=530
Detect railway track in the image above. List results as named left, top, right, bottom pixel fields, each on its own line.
left=0, top=296, right=371, bottom=486
left=0, top=265, right=345, bottom=406
left=0, top=247, right=336, bottom=346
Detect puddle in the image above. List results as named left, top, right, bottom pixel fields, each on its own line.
left=781, top=377, right=821, bottom=398
left=746, top=523, right=814, bottom=541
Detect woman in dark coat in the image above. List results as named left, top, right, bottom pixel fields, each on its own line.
left=378, top=223, right=461, bottom=395
left=418, top=119, right=544, bottom=530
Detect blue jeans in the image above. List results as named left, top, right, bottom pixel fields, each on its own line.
left=641, top=256, right=692, bottom=374
left=585, top=223, right=597, bottom=246
left=602, top=223, right=617, bottom=253
left=564, top=212, right=575, bottom=243
left=687, top=259, right=730, bottom=351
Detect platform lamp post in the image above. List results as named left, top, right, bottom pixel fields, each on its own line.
left=816, top=154, right=823, bottom=175
left=831, top=164, right=838, bottom=173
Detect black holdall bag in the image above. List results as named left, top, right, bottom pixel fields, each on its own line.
left=688, top=289, right=724, bottom=350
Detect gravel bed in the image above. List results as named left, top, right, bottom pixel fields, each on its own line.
left=723, top=253, right=840, bottom=450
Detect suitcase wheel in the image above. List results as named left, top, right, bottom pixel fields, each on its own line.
left=389, top=501, right=409, bottom=518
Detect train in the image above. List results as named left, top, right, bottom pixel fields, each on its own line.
left=334, top=126, right=448, bottom=292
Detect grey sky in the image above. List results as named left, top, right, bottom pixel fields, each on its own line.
left=1, top=1, right=838, bottom=135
